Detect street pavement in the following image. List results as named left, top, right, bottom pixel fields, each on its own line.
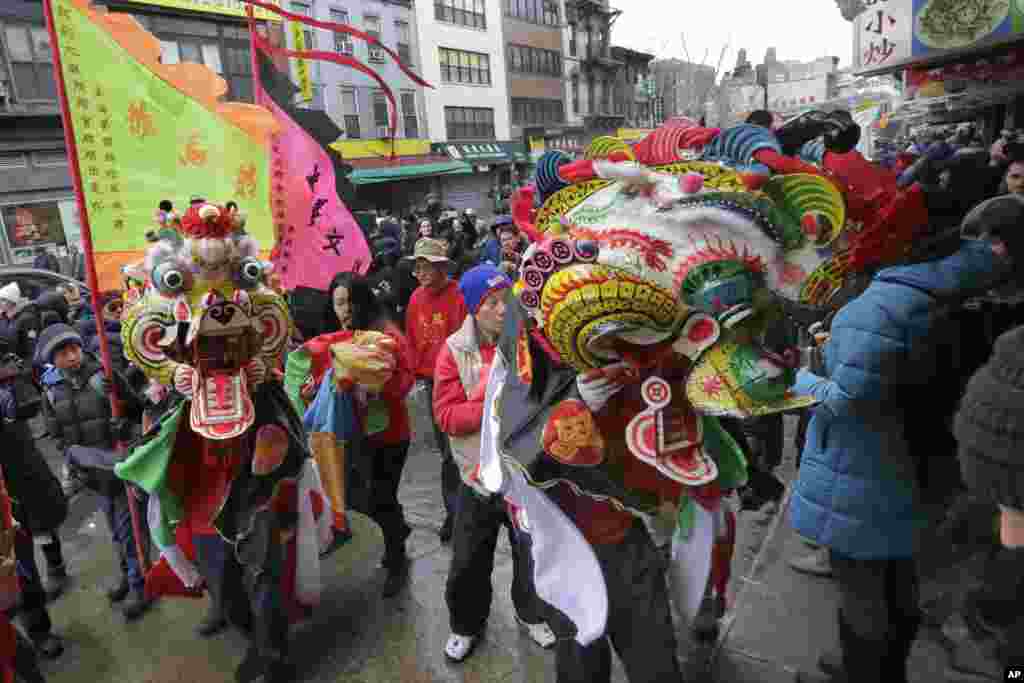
left=21, top=391, right=973, bottom=683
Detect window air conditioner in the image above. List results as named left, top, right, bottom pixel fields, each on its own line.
left=376, top=125, right=390, bottom=138
left=340, top=43, right=354, bottom=56
left=369, top=46, right=384, bottom=61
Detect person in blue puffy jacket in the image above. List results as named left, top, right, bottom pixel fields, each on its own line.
left=791, top=222, right=1024, bottom=683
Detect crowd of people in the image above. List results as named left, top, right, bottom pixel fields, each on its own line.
left=0, top=112, right=1021, bottom=683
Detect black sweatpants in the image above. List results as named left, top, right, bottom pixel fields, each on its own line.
left=552, top=522, right=681, bottom=683
left=369, top=440, right=411, bottom=567
left=445, top=483, right=540, bottom=636
left=830, top=551, right=921, bottom=683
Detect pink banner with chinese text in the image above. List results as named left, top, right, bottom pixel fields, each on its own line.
left=257, top=92, right=370, bottom=291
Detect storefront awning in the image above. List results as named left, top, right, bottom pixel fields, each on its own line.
left=349, top=161, right=473, bottom=185
left=431, top=141, right=528, bottom=165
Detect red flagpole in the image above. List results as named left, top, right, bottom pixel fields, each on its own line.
left=41, top=0, right=149, bottom=572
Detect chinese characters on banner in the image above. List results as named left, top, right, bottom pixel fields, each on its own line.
left=854, top=0, right=913, bottom=69
left=290, top=21, right=313, bottom=102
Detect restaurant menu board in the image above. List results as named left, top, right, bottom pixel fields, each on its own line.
left=856, top=0, right=1024, bottom=70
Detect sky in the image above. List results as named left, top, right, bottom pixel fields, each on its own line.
left=609, top=0, right=854, bottom=77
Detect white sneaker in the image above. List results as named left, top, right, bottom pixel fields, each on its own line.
left=517, top=617, right=557, bottom=649
left=444, top=633, right=478, bottom=662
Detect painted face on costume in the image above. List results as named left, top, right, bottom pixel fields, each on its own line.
left=474, top=289, right=506, bottom=340
left=53, top=343, right=83, bottom=371
left=1006, top=162, right=1024, bottom=195
left=333, top=285, right=352, bottom=330
left=419, top=220, right=433, bottom=238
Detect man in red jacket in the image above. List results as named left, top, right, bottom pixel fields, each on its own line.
left=433, top=265, right=555, bottom=661
left=405, top=238, right=468, bottom=541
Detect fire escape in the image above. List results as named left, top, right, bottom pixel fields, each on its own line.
left=567, top=0, right=625, bottom=131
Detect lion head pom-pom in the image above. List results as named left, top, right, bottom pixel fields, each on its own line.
left=180, top=203, right=235, bottom=239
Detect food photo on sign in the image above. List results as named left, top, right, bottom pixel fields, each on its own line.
left=911, top=0, right=1022, bottom=54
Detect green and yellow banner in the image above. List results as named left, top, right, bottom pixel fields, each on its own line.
left=289, top=21, right=312, bottom=102
left=50, top=0, right=277, bottom=287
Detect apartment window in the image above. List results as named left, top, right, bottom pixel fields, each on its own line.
left=435, top=0, right=487, bottom=30
left=445, top=106, right=494, bottom=140
left=364, top=15, right=384, bottom=62
left=401, top=91, right=418, bottom=138
left=330, top=9, right=354, bottom=54
left=221, top=45, right=252, bottom=102
left=291, top=3, right=315, bottom=51
left=571, top=74, right=579, bottom=114
left=568, top=23, right=576, bottom=56
left=372, top=90, right=390, bottom=137
left=340, top=87, right=360, bottom=138
left=507, top=44, right=560, bottom=77
left=148, top=17, right=250, bottom=100
left=439, top=48, right=491, bottom=85
left=395, top=21, right=412, bottom=65
left=3, top=25, right=56, bottom=101
left=511, top=98, right=563, bottom=125
left=602, top=78, right=612, bottom=113
left=504, top=0, right=558, bottom=26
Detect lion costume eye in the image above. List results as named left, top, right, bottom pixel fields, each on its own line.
left=235, top=257, right=264, bottom=290
left=151, top=261, right=192, bottom=296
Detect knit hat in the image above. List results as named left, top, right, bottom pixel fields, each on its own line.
left=0, top=282, right=21, bottom=306
left=459, top=264, right=511, bottom=315
left=491, top=215, right=515, bottom=235
left=960, top=195, right=1024, bottom=281
left=34, top=323, right=83, bottom=366
left=955, top=324, right=1024, bottom=511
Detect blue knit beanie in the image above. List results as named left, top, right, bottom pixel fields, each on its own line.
left=459, top=264, right=511, bottom=315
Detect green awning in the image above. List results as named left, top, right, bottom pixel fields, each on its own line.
left=431, top=141, right=528, bottom=165
left=350, top=161, right=473, bottom=185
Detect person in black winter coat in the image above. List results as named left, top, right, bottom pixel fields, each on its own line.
left=36, top=324, right=152, bottom=622
left=366, top=237, right=402, bottom=321
left=2, top=413, right=67, bottom=660
left=0, top=283, right=40, bottom=360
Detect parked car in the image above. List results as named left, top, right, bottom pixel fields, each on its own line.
left=0, top=267, right=89, bottom=302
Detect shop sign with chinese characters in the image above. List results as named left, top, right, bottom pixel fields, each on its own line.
left=855, top=0, right=1024, bottom=71
left=854, top=0, right=914, bottom=70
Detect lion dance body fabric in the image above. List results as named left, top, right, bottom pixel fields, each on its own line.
left=115, top=203, right=332, bottom=662
left=484, top=113, right=931, bottom=645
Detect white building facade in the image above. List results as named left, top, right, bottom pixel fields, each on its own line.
left=413, top=0, right=511, bottom=143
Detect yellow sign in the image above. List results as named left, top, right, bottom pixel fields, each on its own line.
left=616, top=128, right=653, bottom=142
left=131, top=0, right=282, bottom=21
left=330, top=139, right=431, bottom=159
left=290, top=21, right=312, bottom=102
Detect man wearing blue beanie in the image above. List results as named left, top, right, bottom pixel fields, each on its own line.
left=433, top=265, right=555, bottom=661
